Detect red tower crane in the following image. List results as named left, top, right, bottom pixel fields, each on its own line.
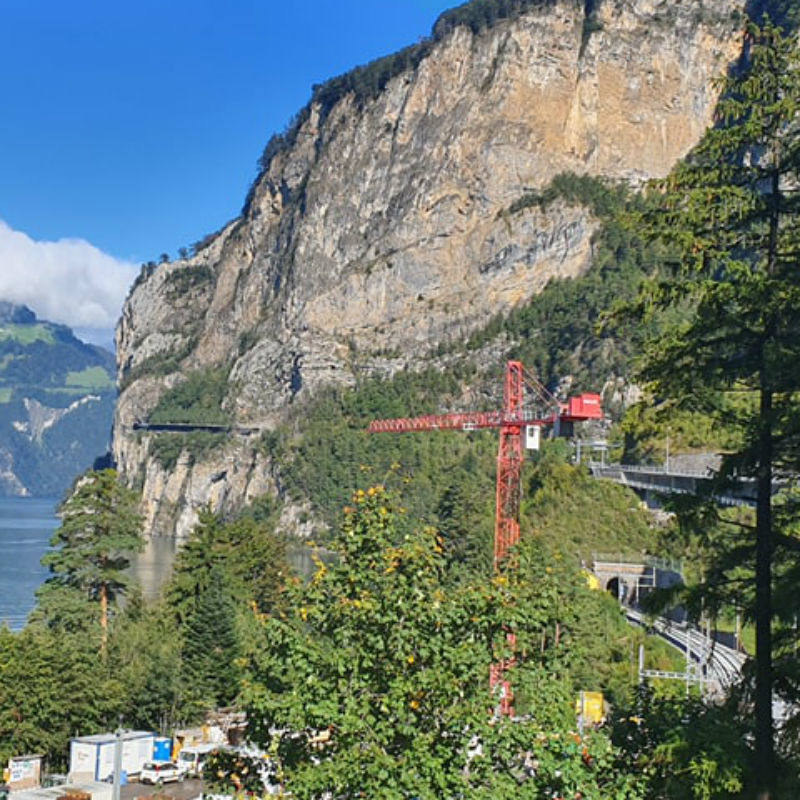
left=368, top=360, right=603, bottom=715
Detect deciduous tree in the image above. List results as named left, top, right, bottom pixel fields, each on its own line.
left=242, top=487, right=643, bottom=799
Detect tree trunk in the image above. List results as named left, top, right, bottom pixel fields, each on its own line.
left=100, top=582, right=108, bottom=656
left=754, top=161, right=780, bottom=800
left=755, top=386, right=775, bottom=799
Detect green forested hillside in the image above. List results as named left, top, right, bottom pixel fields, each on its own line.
left=0, top=303, right=116, bottom=496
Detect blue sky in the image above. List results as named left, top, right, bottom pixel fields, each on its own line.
left=1, top=0, right=453, bottom=263
left=0, top=1, right=454, bottom=339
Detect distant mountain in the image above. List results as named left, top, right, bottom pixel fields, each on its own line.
left=0, top=302, right=116, bottom=497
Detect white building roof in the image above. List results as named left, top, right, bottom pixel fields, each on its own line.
left=71, top=731, right=153, bottom=745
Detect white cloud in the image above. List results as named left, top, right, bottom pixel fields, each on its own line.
left=0, top=220, right=139, bottom=330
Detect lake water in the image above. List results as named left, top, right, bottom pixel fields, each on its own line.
left=0, top=497, right=178, bottom=629
left=0, top=496, right=57, bottom=629
left=0, top=497, right=332, bottom=629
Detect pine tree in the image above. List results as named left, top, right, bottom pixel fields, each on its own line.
left=167, top=505, right=288, bottom=624
left=625, top=20, right=800, bottom=797
left=181, top=565, right=241, bottom=712
left=37, top=469, right=143, bottom=651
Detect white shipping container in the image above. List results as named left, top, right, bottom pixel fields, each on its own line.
left=69, top=732, right=155, bottom=782
left=69, top=742, right=97, bottom=782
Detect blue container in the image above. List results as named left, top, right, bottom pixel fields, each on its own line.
left=120, top=771, right=128, bottom=786
left=153, top=738, right=172, bottom=762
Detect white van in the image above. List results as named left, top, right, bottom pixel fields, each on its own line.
left=176, top=744, right=221, bottom=778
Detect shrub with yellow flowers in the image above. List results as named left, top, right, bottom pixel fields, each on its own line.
left=202, top=749, right=269, bottom=796
left=241, top=487, right=644, bottom=799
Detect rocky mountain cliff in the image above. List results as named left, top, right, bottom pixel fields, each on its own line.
left=0, top=302, right=115, bottom=497
left=114, top=0, right=746, bottom=539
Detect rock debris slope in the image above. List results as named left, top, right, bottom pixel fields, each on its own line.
left=114, top=0, right=745, bottom=538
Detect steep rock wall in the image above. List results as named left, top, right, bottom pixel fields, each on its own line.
left=115, top=0, right=744, bottom=539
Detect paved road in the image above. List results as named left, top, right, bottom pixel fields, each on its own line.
left=121, top=778, right=203, bottom=800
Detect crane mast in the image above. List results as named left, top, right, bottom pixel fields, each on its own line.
left=494, top=360, right=524, bottom=568
left=368, top=360, right=602, bottom=716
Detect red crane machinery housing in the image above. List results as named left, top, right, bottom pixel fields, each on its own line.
left=368, top=360, right=603, bottom=715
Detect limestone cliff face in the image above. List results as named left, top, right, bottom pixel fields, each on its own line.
left=115, top=0, right=744, bottom=539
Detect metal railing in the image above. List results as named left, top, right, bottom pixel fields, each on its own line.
left=592, top=553, right=683, bottom=575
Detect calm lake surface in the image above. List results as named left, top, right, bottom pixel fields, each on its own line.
left=0, top=497, right=179, bottom=629
left=0, top=497, right=334, bottom=629
left=0, top=496, right=57, bottom=630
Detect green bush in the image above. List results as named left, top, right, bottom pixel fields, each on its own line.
left=149, top=431, right=227, bottom=471
left=434, top=0, right=557, bottom=37
left=149, top=367, right=231, bottom=425
left=164, top=265, right=215, bottom=298
left=118, top=340, right=197, bottom=391
left=506, top=172, right=629, bottom=218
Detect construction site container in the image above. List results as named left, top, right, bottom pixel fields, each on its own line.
left=69, top=732, right=154, bottom=783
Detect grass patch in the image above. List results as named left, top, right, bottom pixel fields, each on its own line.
left=65, top=366, right=114, bottom=390
left=715, top=616, right=755, bottom=655
left=0, top=324, right=55, bottom=345
left=0, top=388, right=11, bottom=404
left=44, top=387, right=110, bottom=397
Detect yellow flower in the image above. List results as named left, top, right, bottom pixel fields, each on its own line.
left=410, top=699, right=420, bottom=709
left=407, top=654, right=415, bottom=665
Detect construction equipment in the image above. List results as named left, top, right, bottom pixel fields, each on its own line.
left=368, top=360, right=603, bottom=715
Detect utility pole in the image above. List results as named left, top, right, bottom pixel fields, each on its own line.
left=736, top=608, right=742, bottom=652
left=638, top=644, right=645, bottom=686
left=112, top=719, right=123, bottom=800
left=685, top=627, right=692, bottom=697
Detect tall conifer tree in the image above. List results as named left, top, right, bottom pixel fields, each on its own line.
left=182, top=565, right=242, bottom=710
left=627, top=20, right=800, bottom=797
left=39, top=469, right=143, bottom=651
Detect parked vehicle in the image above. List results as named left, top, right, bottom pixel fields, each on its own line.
left=176, top=744, right=221, bottom=778
left=139, top=762, right=183, bottom=784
